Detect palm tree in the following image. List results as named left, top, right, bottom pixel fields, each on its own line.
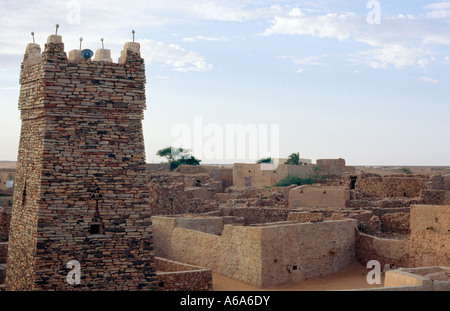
left=256, top=157, right=272, bottom=164
left=285, top=152, right=300, bottom=165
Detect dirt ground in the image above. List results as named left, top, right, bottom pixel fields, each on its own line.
left=212, top=261, right=385, bottom=291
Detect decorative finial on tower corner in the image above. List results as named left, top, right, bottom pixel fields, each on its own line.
left=79, top=37, right=83, bottom=50
left=132, top=30, right=135, bottom=42
left=55, top=24, right=59, bottom=35
left=101, top=38, right=104, bottom=49
left=31, top=32, right=35, bottom=43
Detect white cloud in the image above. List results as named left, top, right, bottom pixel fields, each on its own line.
left=293, top=55, right=327, bottom=66
left=425, top=2, right=450, bottom=18
left=190, top=2, right=282, bottom=22
left=262, top=9, right=360, bottom=41
left=358, top=45, right=432, bottom=69
left=397, top=14, right=415, bottom=19
left=0, top=1, right=216, bottom=73
left=140, top=39, right=213, bottom=73
left=444, top=56, right=450, bottom=63
left=264, top=8, right=450, bottom=70
left=279, top=55, right=328, bottom=67
left=420, top=76, right=440, bottom=84
left=182, top=36, right=230, bottom=43
left=426, top=10, right=450, bottom=18
left=425, top=2, right=450, bottom=9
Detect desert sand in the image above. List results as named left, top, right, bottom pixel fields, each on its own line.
left=212, top=261, right=385, bottom=291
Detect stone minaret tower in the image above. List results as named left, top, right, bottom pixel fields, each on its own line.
left=6, top=30, right=156, bottom=290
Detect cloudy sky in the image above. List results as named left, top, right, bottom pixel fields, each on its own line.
left=0, top=0, right=449, bottom=166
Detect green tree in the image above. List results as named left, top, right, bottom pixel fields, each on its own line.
left=285, top=152, right=300, bottom=165
left=157, top=147, right=201, bottom=170
left=399, top=167, right=412, bottom=175
left=256, top=157, right=272, bottom=164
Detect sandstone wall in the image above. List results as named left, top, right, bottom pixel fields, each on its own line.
left=289, top=185, right=350, bottom=208
left=203, top=166, right=233, bottom=192
left=381, top=212, right=410, bottom=234
left=259, top=220, right=356, bottom=286
left=316, top=158, right=355, bottom=176
left=355, top=231, right=410, bottom=268
left=153, top=216, right=357, bottom=287
left=148, top=171, right=220, bottom=215
left=232, top=163, right=312, bottom=188
left=153, top=216, right=264, bottom=286
left=355, top=205, right=449, bottom=269
left=408, top=205, right=449, bottom=267
left=172, top=165, right=233, bottom=192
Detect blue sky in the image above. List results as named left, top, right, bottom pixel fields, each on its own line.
left=0, top=0, right=449, bottom=166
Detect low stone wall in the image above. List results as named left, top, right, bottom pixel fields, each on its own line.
left=383, top=267, right=450, bottom=291
left=355, top=231, right=410, bottom=268
left=217, top=186, right=290, bottom=208
left=148, top=171, right=220, bottom=215
left=353, top=174, right=429, bottom=198
left=230, top=207, right=290, bottom=225
left=381, top=212, right=410, bottom=234
left=426, top=175, right=445, bottom=190
left=147, top=163, right=170, bottom=172
left=287, top=211, right=324, bottom=223
left=444, top=174, right=450, bottom=191
left=174, top=216, right=225, bottom=235
left=345, top=197, right=419, bottom=208
left=420, top=190, right=447, bottom=205
left=155, top=257, right=212, bottom=291
left=329, top=208, right=410, bottom=236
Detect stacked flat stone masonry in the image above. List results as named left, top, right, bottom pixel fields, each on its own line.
left=155, top=257, right=213, bottom=291
left=5, top=34, right=156, bottom=290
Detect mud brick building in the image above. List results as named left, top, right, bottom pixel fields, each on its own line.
left=5, top=32, right=156, bottom=290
